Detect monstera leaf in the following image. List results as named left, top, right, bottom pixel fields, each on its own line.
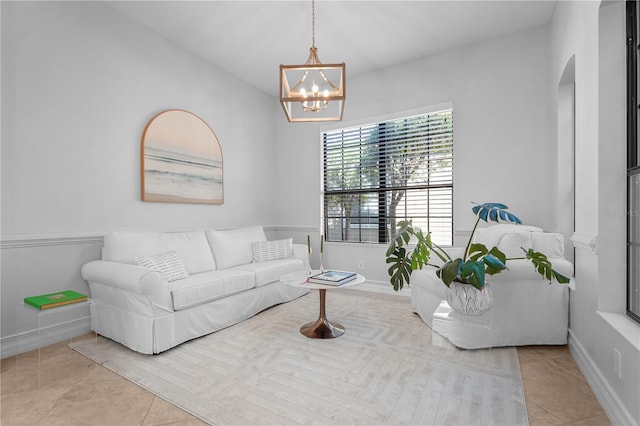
left=410, top=229, right=432, bottom=270
left=482, top=253, right=508, bottom=275
left=386, top=220, right=413, bottom=257
left=436, top=258, right=488, bottom=290
left=468, top=243, right=508, bottom=275
left=472, top=202, right=522, bottom=224
left=386, top=221, right=434, bottom=291
left=436, top=258, right=462, bottom=287
left=387, top=246, right=413, bottom=292
left=459, top=260, right=486, bottom=290
left=523, top=248, right=571, bottom=284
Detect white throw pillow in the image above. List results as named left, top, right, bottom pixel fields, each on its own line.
left=206, top=226, right=267, bottom=270
left=135, top=251, right=190, bottom=282
left=252, top=238, right=293, bottom=262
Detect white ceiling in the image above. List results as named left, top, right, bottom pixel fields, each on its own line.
left=104, top=0, right=557, bottom=96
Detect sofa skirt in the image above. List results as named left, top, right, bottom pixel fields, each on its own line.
left=410, top=267, right=570, bottom=349
left=90, top=281, right=308, bottom=354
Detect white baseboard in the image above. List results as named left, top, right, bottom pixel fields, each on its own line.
left=1, top=317, right=91, bottom=359
left=568, top=330, right=636, bottom=426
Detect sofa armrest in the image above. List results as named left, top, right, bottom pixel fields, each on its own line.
left=81, top=260, right=173, bottom=312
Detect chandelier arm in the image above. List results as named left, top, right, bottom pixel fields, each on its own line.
left=319, top=70, right=340, bottom=91
left=310, top=47, right=320, bottom=64
left=307, top=48, right=317, bottom=65
left=291, top=70, right=310, bottom=92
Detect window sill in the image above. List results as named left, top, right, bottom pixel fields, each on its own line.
left=596, top=311, right=640, bottom=351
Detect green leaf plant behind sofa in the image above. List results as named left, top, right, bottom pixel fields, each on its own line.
left=81, top=226, right=308, bottom=354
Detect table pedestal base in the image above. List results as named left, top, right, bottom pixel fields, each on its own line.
left=300, top=289, right=345, bottom=339
left=300, top=318, right=344, bottom=338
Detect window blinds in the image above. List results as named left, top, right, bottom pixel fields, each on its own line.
left=322, top=109, right=453, bottom=244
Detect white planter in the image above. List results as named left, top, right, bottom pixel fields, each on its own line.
left=446, top=282, right=493, bottom=315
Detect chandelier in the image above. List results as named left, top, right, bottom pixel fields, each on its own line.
left=279, top=0, right=346, bottom=122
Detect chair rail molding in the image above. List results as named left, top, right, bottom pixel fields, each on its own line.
left=1, top=226, right=282, bottom=249
left=1, top=234, right=105, bottom=249
left=570, top=232, right=598, bottom=254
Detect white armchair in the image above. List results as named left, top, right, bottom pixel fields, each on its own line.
left=411, top=225, right=573, bottom=349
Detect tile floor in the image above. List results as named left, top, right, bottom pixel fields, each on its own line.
left=1, top=335, right=610, bottom=426
left=517, top=346, right=611, bottom=425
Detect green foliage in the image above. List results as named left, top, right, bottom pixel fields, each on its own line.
left=385, top=221, right=433, bottom=291
left=385, top=202, right=571, bottom=292
left=459, top=260, right=486, bottom=290
left=386, top=246, right=412, bottom=292
left=436, top=259, right=462, bottom=287
left=523, top=248, right=571, bottom=284
left=472, top=202, right=522, bottom=224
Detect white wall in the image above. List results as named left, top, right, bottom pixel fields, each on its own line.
left=1, top=1, right=280, bottom=237
left=551, top=2, right=640, bottom=424
left=275, top=26, right=555, bottom=283
left=0, top=1, right=279, bottom=343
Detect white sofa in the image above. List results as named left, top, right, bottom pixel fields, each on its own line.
left=81, top=226, right=308, bottom=354
left=411, top=225, right=573, bottom=349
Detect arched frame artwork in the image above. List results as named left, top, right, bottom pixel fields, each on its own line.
left=141, top=110, right=223, bottom=204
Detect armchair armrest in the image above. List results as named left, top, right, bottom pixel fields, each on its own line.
left=81, top=260, right=173, bottom=312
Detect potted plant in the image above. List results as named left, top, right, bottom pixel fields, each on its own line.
left=386, top=202, right=570, bottom=314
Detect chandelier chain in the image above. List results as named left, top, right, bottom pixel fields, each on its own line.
left=311, top=0, right=316, bottom=48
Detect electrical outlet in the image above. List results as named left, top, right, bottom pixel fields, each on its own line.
left=613, top=348, right=622, bottom=379
left=358, top=260, right=365, bottom=270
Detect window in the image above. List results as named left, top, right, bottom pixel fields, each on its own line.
left=627, top=1, right=640, bottom=323
left=322, top=109, right=453, bottom=245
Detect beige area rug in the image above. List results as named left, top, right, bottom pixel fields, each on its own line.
left=70, top=289, right=528, bottom=426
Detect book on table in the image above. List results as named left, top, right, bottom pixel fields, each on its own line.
left=24, top=290, right=88, bottom=310
left=308, top=271, right=357, bottom=285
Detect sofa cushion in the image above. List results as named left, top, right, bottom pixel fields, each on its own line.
left=473, top=224, right=542, bottom=249
left=168, top=270, right=255, bottom=310
left=135, top=251, right=189, bottom=282
left=532, top=232, right=565, bottom=258
left=206, top=226, right=267, bottom=270
left=252, top=238, right=293, bottom=262
left=103, top=231, right=216, bottom=274
left=495, top=232, right=533, bottom=258
left=230, top=258, right=304, bottom=288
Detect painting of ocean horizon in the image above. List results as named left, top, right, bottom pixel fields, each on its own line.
left=142, top=110, right=223, bottom=204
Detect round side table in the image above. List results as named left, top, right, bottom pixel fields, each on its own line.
left=281, top=270, right=366, bottom=338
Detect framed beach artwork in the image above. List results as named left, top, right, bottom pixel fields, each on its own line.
left=141, top=110, right=223, bottom=204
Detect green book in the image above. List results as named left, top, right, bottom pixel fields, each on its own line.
left=24, top=290, right=88, bottom=310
